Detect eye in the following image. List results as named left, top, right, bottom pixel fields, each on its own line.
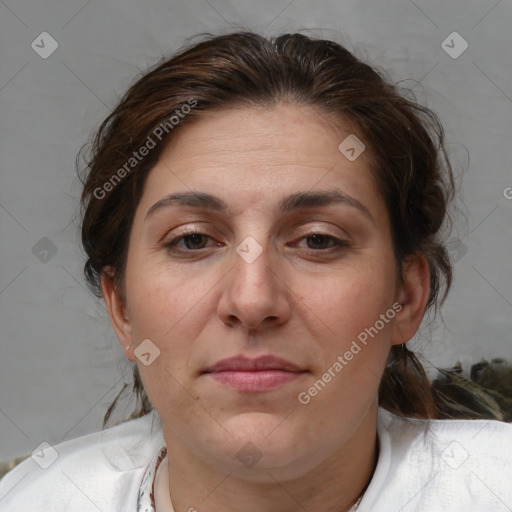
left=164, top=232, right=220, bottom=252
left=295, top=233, right=349, bottom=251
left=163, top=231, right=348, bottom=256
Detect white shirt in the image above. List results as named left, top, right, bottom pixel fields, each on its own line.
left=1, top=408, right=511, bottom=511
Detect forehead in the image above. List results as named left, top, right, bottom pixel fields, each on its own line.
left=159, top=103, right=366, bottom=170
left=137, top=103, right=384, bottom=220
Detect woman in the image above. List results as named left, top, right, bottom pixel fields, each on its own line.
left=1, top=31, right=511, bottom=512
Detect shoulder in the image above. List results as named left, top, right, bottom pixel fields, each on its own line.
left=0, top=411, right=164, bottom=512
left=359, top=408, right=512, bottom=512
left=383, top=406, right=512, bottom=454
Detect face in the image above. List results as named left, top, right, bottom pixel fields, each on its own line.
left=103, top=103, right=426, bottom=481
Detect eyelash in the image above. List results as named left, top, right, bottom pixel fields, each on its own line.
left=163, top=231, right=349, bottom=255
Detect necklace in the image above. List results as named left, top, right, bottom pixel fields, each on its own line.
left=137, top=446, right=167, bottom=512
left=347, top=494, right=363, bottom=511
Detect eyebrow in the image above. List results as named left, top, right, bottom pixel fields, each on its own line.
left=144, top=189, right=374, bottom=224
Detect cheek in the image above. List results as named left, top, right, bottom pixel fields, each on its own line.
left=125, top=259, right=200, bottom=336
left=293, top=263, right=397, bottom=398
left=125, top=264, right=209, bottom=422
left=296, top=276, right=394, bottom=419
left=296, top=261, right=396, bottom=333
left=124, top=260, right=216, bottom=389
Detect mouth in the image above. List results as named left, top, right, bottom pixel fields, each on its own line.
left=202, top=355, right=307, bottom=392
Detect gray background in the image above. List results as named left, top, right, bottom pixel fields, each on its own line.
left=0, top=0, right=511, bottom=463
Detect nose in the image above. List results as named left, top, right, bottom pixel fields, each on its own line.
left=216, top=240, right=292, bottom=331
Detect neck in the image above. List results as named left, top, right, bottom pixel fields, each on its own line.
left=162, top=406, right=379, bottom=512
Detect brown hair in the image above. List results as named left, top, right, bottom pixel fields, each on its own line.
left=78, top=31, right=456, bottom=426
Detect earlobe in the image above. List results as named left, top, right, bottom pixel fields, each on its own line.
left=101, top=267, right=135, bottom=361
left=390, top=253, right=430, bottom=346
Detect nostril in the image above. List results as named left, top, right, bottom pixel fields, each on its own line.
left=226, top=315, right=239, bottom=327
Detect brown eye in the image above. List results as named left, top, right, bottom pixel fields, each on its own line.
left=305, top=234, right=336, bottom=250
left=296, top=233, right=349, bottom=251
left=164, top=232, right=219, bottom=253
left=178, top=233, right=209, bottom=250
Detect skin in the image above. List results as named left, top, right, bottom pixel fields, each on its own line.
left=102, top=103, right=430, bottom=512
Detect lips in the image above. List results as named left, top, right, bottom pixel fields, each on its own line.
left=203, top=355, right=303, bottom=373
left=202, top=355, right=306, bottom=392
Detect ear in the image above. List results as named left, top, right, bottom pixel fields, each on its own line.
left=390, top=253, right=430, bottom=346
left=101, top=267, right=136, bottom=361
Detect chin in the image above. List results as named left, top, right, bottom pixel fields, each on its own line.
left=207, top=413, right=322, bottom=479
